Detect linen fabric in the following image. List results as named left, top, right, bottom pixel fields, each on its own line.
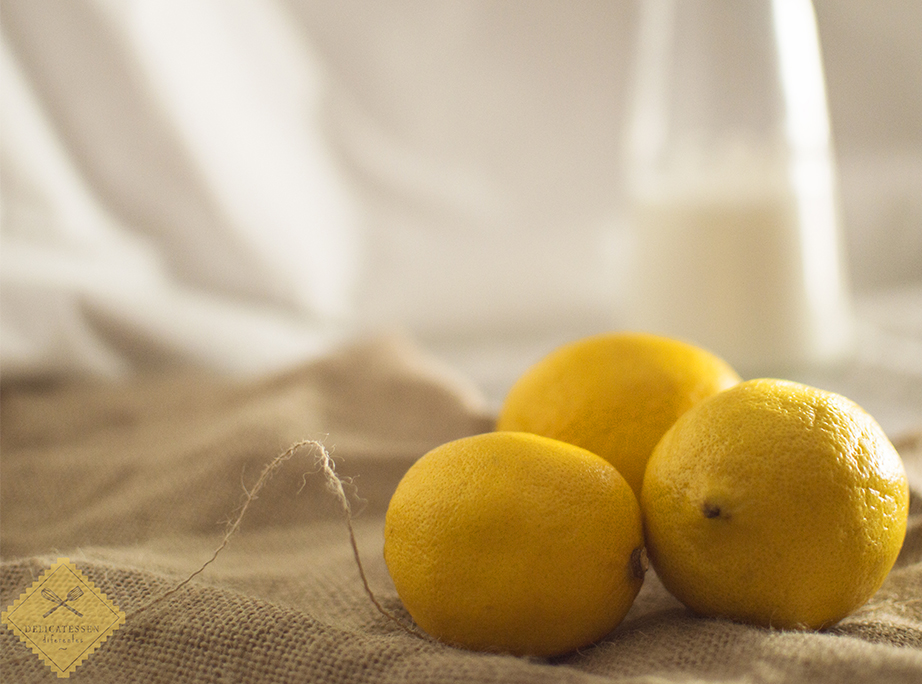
left=2, top=336, right=921, bottom=683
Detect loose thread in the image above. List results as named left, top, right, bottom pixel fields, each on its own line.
left=125, top=439, right=429, bottom=641
left=302, top=440, right=430, bottom=640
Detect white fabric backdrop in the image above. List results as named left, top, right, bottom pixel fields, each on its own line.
left=1, top=0, right=920, bottom=388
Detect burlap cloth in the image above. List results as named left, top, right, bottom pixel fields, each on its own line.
left=2, top=336, right=921, bottom=683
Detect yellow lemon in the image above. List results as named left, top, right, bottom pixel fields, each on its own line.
left=641, top=378, right=910, bottom=630
left=496, top=332, right=741, bottom=496
left=383, top=431, right=646, bottom=657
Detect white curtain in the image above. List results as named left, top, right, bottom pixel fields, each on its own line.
left=1, top=0, right=919, bottom=383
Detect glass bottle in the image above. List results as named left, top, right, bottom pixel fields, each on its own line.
left=622, top=0, right=851, bottom=375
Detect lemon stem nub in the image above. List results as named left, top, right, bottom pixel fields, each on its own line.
left=702, top=502, right=724, bottom=519
left=631, top=547, right=649, bottom=579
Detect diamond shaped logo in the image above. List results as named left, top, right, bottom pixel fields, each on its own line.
left=2, top=558, right=125, bottom=678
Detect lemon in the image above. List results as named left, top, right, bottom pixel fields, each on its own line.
left=496, top=332, right=741, bottom=496
left=383, top=431, right=646, bottom=657
left=641, top=378, right=910, bottom=630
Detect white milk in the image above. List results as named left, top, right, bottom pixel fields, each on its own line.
left=624, top=169, right=852, bottom=375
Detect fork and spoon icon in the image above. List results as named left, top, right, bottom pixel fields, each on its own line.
left=41, top=587, right=84, bottom=618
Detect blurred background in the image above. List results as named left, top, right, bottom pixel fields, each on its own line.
left=1, top=0, right=920, bottom=422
